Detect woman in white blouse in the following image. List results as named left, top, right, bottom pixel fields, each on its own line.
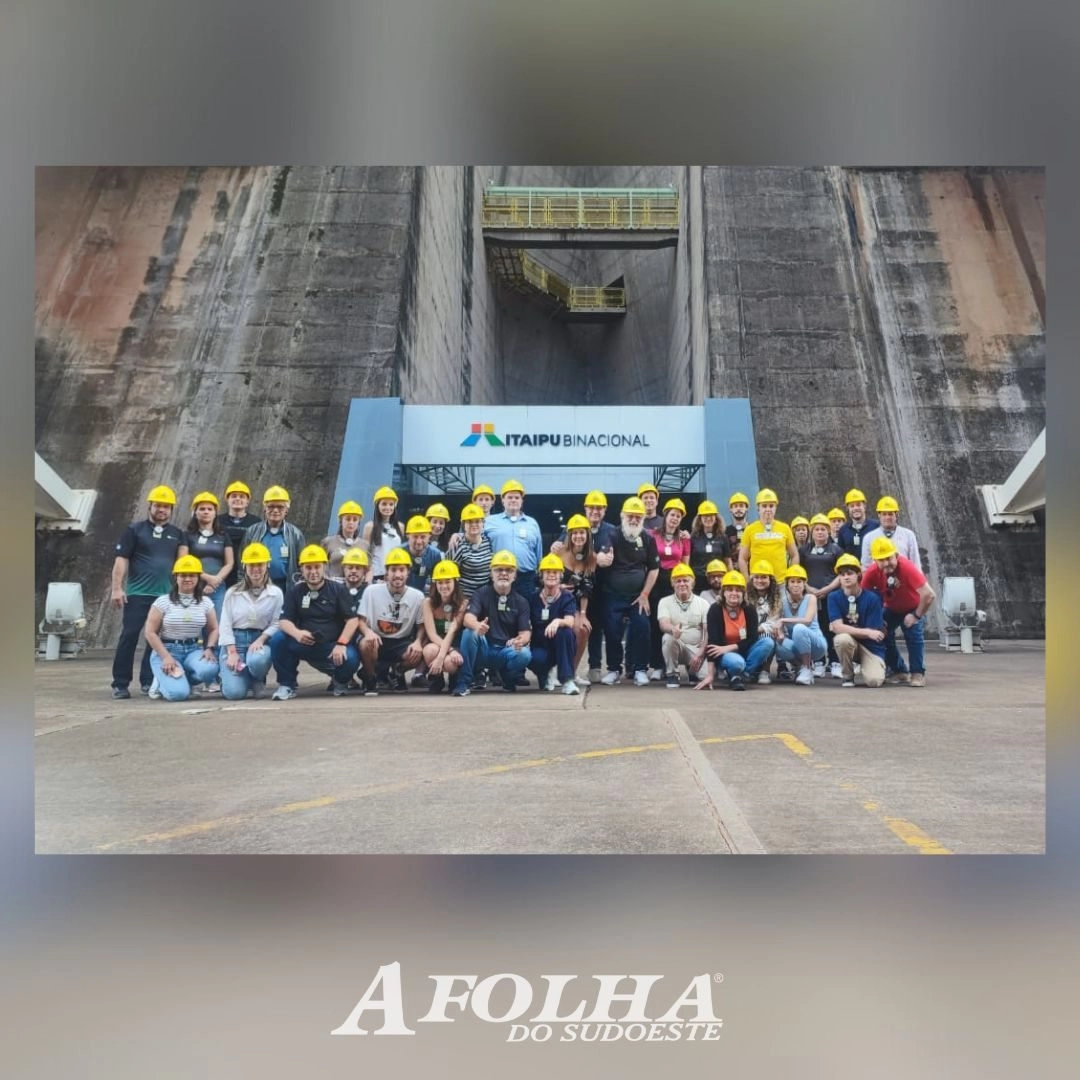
left=217, top=542, right=284, bottom=699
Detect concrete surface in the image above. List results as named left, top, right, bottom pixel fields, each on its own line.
left=35, top=642, right=1044, bottom=855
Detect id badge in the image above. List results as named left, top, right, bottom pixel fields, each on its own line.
left=280, top=545, right=289, bottom=557
left=498, top=597, right=507, bottom=611
left=301, top=594, right=311, bottom=609
left=738, top=627, right=747, bottom=640
left=705, top=543, right=712, bottom=553
left=635, top=537, right=642, bottom=548
left=518, top=527, right=527, bottom=539
left=664, top=545, right=672, bottom=556
left=541, top=607, right=549, bottom=621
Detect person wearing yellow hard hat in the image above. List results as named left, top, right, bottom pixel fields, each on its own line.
left=269, top=545, right=362, bottom=699
left=837, top=487, right=880, bottom=562
left=742, top=560, right=783, bottom=683
left=361, top=486, right=405, bottom=584
left=556, top=513, right=599, bottom=686
left=698, top=569, right=773, bottom=692
left=321, top=500, right=365, bottom=583
left=451, top=503, right=495, bottom=606
left=826, top=507, right=846, bottom=543
left=636, top=481, right=663, bottom=531
left=860, top=535, right=935, bottom=687
left=217, top=542, right=284, bottom=700
left=527, top=553, right=581, bottom=695
left=241, top=485, right=306, bottom=593
left=402, top=515, right=442, bottom=593
left=657, top=564, right=711, bottom=688
left=698, top=558, right=730, bottom=606
left=689, top=499, right=733, bottom=594
left=420, top=560, right=468, bottom=694
left=858, top=495, right=922, bottom=572
left=826, top=553, right=887, bottom=688
left=178, top=492, right=234, bottom=635
left=471, top=483, right=497, bottom=515
left=646, top=497, right=693, bottom=680
left=425, top=503, right=451, bottom=553
left=800, top=514, right=845, bottom=679
left=737, top=488, right=799, bottom=587
left=143, top=555, right=221, bottom=702
left=789, top=515, right=811, bottom=549
left=217, top=481, right=261, bottom=590
left=774, top=566, right=829, bottom=685
left=725, top=492, right=752, bottom=547
left=484, top=480, right=543, bottom=604
left=454, top=550, right=533, bottom=696
left=356, top=547, right=428, bottom=695
left=109, top=483, right=186, bottom=698
left=447, top=485, right=495, bottom=557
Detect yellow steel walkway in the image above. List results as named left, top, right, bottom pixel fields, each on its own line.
left=482, top=185, right=679, bottom=230
left=487, top=247, right=625, bottom=317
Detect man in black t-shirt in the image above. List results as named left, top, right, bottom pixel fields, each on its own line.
left=269, top=545, right=360, bottom=699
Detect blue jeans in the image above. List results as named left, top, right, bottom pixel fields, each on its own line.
left=775, top=623, right=828, bottom=664
left=604, top=594, right=650, bottom=675
left=716, top=636, right=775, bottom=680
left=512, top=571, right=538, bottom=604
left=529, top=626, right=577, bottom=684
left=883, top=609, right=925, bottom=674
left=269, top=632, right=360, bottom=688
left=149, top=641, right=220, bottom=701
left=457, top=629, right=532, bottom=690
left=111, top=593, right=156, bottom=690
left=218, top=628, right=274, bottom=699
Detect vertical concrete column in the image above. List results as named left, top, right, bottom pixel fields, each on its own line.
left=328, top=397, right=404, bottom=535
left=702, top=398, right=759, bottom=504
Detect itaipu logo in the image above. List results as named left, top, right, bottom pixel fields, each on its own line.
left=331, top=962, right=724, bottom=1044
left=460, top=421, right=651, bottom=450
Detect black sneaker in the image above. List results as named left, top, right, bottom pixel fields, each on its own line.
left=139, top=685, right=151, bottom=695
left=363, top=676, right=379, bottom=697
left=388, top=668, right=408, bottom=693
left=331, top=680, right=349, bottom=697
left=411, top=672, right=429, bottom=689
left=112, top=687, right=131, bottom=699
left=471, top=672, right=488, bottom=692
left=427, top=674, right=446, bottom=693
left=665, top=671, right=680, bottom=689
left=729, top=675, right=746, bottom=691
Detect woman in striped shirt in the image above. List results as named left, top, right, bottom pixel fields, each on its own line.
left=451, top=503, right=494, bottom=599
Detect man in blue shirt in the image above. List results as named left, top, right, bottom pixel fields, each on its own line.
left=837, top=487, right=880, bottom=562
left=484, top=479, right=543, bottom=601
left=403, top=514, right=442, bottom=592
left=826, top=553, right=886, bottom=688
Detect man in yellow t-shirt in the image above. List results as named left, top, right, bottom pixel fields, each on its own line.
left=737, top=488, right=799, bottom=581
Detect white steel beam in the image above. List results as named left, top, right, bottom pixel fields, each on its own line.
left=978, top=429, right=1045, bottom=526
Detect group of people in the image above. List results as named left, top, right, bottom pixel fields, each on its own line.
left=108, top=478, right=934, bottom=701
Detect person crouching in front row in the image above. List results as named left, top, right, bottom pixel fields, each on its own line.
left=695, top=570, right=773, bottom=691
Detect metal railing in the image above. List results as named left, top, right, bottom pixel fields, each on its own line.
left=482, top=186, right=679, bottom=230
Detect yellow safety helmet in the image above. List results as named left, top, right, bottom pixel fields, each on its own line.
left=783, top=564, right=808, bottom=581
left=373, top=486, right=398, bottom=503
left=621, top=496, right=647, bottom=515
left=190, top=491, right=219, bottom=509
left=755, top=488, right=779, bottom=505
left=790, top=515, right=810, bottom=531
left=706, top=559, right=727, bottom=575
left=240, top=542, right=271, bottom=565
left=565, top=513, right=590, bottom=532
left=749, top=559, right=775, bottom=578
left=697, top=500, right=719, bottom=517
left=500, top=478, right=525, bottom=497
left=490, top=549, right=518, bottom=569
left=337, top=500, right=364, bottom=518
left=721, top=570, right=747, bottom=589
left=728, top=492, right=750, bottom=507
left=583, top=490, right=608, bottom=508
left=146, top=485, right=177, bottom=506
left=876, top=495, right=900, bottom=513
left=827, top=507, right=846, bottom=522
left=670, top=562, right=695, bottom=580
left=383, top=547, right=412, bottom=568
left=340, top=547, right=370, bottom=567
left=809, top=513, right=831, bottom=529
left=460, top=503, right=485, bottom=522
left=298, top=544, right=329, bottom=565
left=405, top=515, right=432, bottom=535
left=224, top=480, right=251, bottom=498
left=539, top=553, right=565, bottom=573
left=637, top=481, right=659, bottom=497
left=263, top=485, right=290, bottom=504
left=869, top=536, right=899, bottom=560
left=425, top=503, right=450, bottom=521
left=663, top=497, right=687, bottom=516
left=172, top=555, right=203, bottom=575
left=431, top=559, right=460, bottom=581
left=471, top=483, right=495, bottom=500
left=834, top=553, right=863, bottom=573
left=844, top=488, right=866, bottom=505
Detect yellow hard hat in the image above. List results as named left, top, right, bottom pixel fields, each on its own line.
left=637, top=481, right=659, bottom=497
left=827, top=507, right=847, bottom=522
left=425, top=503, right=450, bottom=520
left=706, top=559, right=727, bottom=575
left=876, top=495, right=900, bottom=513
left=844, top=488, right=866, bottom=505
left=337, top=500, right=364, bottom=518
left=663, top=497, right=687, bottom=516
left=340, top=548, right=370, bottom=567
left=783, top=564, right=808, bottom=581
left=263, top=485, right=290, bottom=503
left=834, top=553, right=863, bottom=573
left=670, top=562, right=695, bottom=580
left=749, top=559, right=775, bottom=578
left=172, top=555, right=203, bottom=575
left=790, top=515, right=810, bottom=530
left=721, top=570, right=747, bottom=589
left=584, top=490, right=608, bottom=508
left=146, top=485, right=177, bottom=506
left=190, top=491, right=219, bottom=509
left=539, top=553, right=565, bottom=573
left=431, top=559, right=460, bottom=581
left=756, top=488, right=779, bottom=505
left=373, top=486, right=398, bottom=503
left=460, top=503, right=485, bottom=522
left=405, top=515, right=432, bottom=535
left=728, top=492, right=750, bottom=507
left=224, top=480, right=251, bottom=498
left=298, top=544, right=329, bottom=565
left=500, top=478, right=525, bottom=497
left=621, top=496, right=647, bottom=515
left=697, top=500, right=719, bottom=516
left=472, top=484, right=495, bottom=500
left=383, top=547, right=412, bottom=567
left=240, top=542, right=271, bottom=565
left=565, top=513, right=590, bottom=532
left=490, top=549, right=518, bottom=569
left=869, top=536, right=898, bottom=560
left=810, top=513, right=831, bottom=528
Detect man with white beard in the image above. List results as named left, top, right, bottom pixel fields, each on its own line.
left=601, top=497, right=660, bottom=687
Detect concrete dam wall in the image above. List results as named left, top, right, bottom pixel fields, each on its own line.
left=35, top=166, right=1044, bottom=645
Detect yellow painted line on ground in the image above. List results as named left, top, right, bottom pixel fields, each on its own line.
left=882, top=817, right=952, bottom=855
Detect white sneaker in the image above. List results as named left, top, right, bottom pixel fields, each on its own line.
left=601, top=670, right=621, bottom=685
left=574, top=674, right=591, bottom=687
left=647, top=667, right=663, bottom=682
left=756, top=671, right=771, bottom=685
left=147, top=677, right=162, bottom=700
left=854, top=663, right=862, bottom=675
left=633, top=670, right=650, bottom=687
left=587, top=667, right=602, bottom=684
left=812, top=661, right=826, bottom=678
left=795, top=668, right=814, bottom=686
left=205, top=681, right=222, bottom=694
left=544, top=670, right=559, bottom=692
left=561, top=680, right=580, bottom=695
left=829, top=662, right=843, bottom=679
left=271, top=685, right=297, bottom=701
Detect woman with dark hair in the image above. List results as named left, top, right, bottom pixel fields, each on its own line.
left=558, top=513, right=597, bottom=687
left=695, top=570, right=771, bottom=691
left=646, top=497, right=692, bottom=679
left=744, top=560, right=783, bottom=684
left=362, top=485, right=405, bottom=583
left=144, top=555, right=220, bottom=701
left=421, top=560, right=467, bottom=693
left=322, top=500, right=365, bottom=582
left=425, top=503, right=451, bottom=553
left=688, top=499, right=732, bottom=593
left=178, top=491, right=233, bottom=623
left=217, top=542, right=284, bottom=700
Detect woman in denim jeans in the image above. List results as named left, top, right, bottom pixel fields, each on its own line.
left=144, top=555, right=220, bottom=701
left=218, top=541, right=284, bottom=700
left=775, top=565, right=828, bottom=685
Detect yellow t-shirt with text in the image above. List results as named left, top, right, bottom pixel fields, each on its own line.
left=741, top=520, right=794, bottom=581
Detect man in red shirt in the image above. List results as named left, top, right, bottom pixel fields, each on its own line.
left=861, top=536, right=936, bottom=686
